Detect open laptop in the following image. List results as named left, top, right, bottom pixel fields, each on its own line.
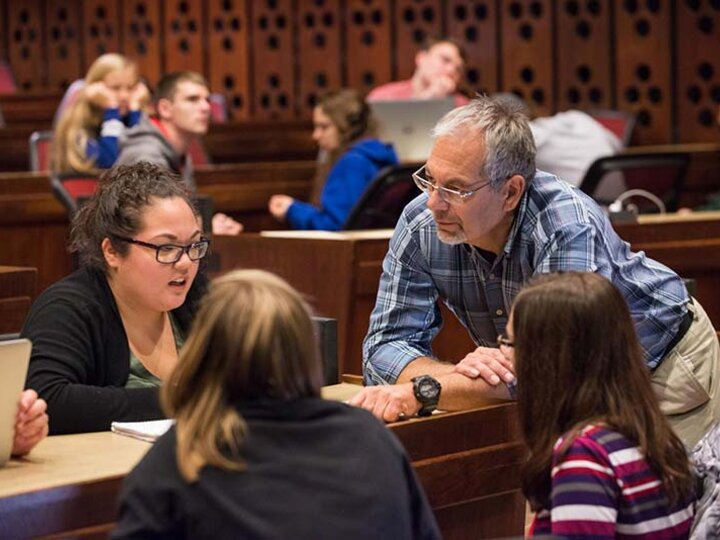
left=370, top=98, right=455, bottom=162
left=0, top=339, right=31, bottom=466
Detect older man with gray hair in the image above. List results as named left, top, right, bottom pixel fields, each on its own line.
left=349, top=95, right=719, bottom=448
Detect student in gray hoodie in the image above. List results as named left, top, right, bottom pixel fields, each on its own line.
left=117, top=71, right=241, bottom=235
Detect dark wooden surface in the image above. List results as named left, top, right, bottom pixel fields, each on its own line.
left=0, top=119, right=317, bottom=172
left=0, top=162, right=315, bottom=294
left=0, top=400, right=524, bottom=540
left=0, top=266, right=36, bottom=334
left=211, top=232, right=476, bottom=376
left=212, top=215, right=720, bottom=377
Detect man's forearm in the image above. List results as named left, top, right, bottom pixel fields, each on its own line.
left=397, top=357, right=512, bottom=410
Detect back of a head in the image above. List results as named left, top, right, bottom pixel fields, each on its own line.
left=513, top=272, right=644, bottom=429
left=162, top=269, right=324, bottom=482
left=432, top=94, right=537, bottom=189
left=513, top=271, right=693, bottom=508
left=154, top=70, right=208, bottom=104
left=166, top=269, right=323, bottom=412
left=317, top=88, right=376, bottom=146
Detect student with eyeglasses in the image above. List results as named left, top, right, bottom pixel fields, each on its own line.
left=21, top=162, right=208, bottom=434
left=351, top=95, right=719, bottom=450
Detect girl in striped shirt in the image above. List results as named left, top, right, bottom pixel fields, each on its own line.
left=506, top=272, right=697, bottom=538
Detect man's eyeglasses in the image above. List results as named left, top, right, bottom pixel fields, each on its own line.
left=496, top=335, right=514, bottom=349
left=112, top=235, right=209, bottom=264
left=412, top=164, right=492, bottom=205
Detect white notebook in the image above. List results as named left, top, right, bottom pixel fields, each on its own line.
left=111, top=419, right=174, bottom=442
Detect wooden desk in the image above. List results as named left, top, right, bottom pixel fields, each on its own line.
left=0, top=385, right=524, bottom=540
left=0, top=265, right=36, bottom=334
left=212, top=231, right=475, bottom=376
left=614, top=212, right=720, bottom=325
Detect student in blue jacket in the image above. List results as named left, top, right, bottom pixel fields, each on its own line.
left=53, top=53, right=149, bottom=175
left=268, top=89, right=398, bottom=230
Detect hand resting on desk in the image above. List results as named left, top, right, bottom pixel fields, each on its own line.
left=13, top=389, right=48, bottom=457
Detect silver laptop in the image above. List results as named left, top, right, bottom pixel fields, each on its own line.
left=0, top=339, right=31, bottom=466
left=370, top=98, right=455, bottom=162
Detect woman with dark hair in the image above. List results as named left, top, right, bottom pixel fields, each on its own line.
left=268, top=89, right=398, bottom=230
left=112, top=270, right=439, bottom=539
left=21, top=162, right=208, bottom=434
left=505, top=272, right=696, bottom=538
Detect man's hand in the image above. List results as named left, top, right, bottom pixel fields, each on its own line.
left=418, top=75, right=457, bottom=99
left=211, top=212, right=243, bottom=235
left=348, top=383, right=420, bottom=423
left=12, top=390, right=48, bottom=457
left=268, top=194, right=294, bottom=221
left=454, top=346, right=515, bottom=386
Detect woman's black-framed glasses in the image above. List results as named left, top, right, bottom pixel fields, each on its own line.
left=112, top=235, right=210, bottom=264
left=496, top=334, right=514, bottom=349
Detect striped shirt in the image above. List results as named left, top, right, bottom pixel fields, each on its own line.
left=363, top=172, right=688, bottom=385
left=531, top=425, right=695, bottom=539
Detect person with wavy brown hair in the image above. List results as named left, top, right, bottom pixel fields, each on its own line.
left=509, top=272, right=696, bottom=538
left=268, top=89, right=398, bottom=230
left=112, top=270, right=439, bottom=540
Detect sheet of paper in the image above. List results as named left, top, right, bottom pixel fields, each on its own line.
left=111, top=419, right=174, bottom=443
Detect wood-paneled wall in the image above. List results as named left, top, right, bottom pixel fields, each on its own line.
left=1, top=1, right=720, bottom=144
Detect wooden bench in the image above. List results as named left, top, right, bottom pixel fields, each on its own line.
left=0, top=162, right=315, bottom=293
left=0, top=266, right=36, bottom=335
left=0, top=119, right=317, bottom=172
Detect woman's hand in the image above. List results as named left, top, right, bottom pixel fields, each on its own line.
left=454, top=346, right=515, bottom=386
left=84, top=81, right=118, bottom=109
left=12, top=390, right=48, bottom=457
left=129, top=82, right=151, bottom=111
left=268, top=195, right=294, bottom=221
left=211, top=213, right=243, bottom=236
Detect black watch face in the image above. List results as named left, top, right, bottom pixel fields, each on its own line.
left=418, top=378, right=439, bottom=399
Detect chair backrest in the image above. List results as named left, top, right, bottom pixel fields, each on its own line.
left=209, top=93, right=228, bottom=123
left=579, top=152, right=691, bottom=212
left=0, top=62, right=16, bottom=94
left=587, top=109, right=636, bottom=146
left=343, top=163, right=422, bottom=230
left=29, top=130, right=54, bottom=171
left=50, top=174, right=99, bottom=217
left=187, top=138, right=210, bottom=167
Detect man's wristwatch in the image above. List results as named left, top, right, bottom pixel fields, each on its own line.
left=411, top=375, right=442, bottom=417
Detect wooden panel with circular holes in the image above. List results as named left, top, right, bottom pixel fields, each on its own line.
left=676, top=1, right=720, bottom=143
left=251, top=0, right=295, bottom=120
left=164, top=0, right=204, bottom=74
left=45, top=0, right=83, bottom=93
left=500, top=0, right=553, bottom=116
left=446, top=0, right=498, bottom=96
left=394, top=0, right=443, bottom=81
left=82, top=0, right=122, bottom=69
left=122, top=0, right=162, bottom=86
left=614, top=0, right=671, bottom=144
left=345, top=0, right=392, bottom=95
left=296, top=0, right=342, bottom=118
left=6, top=1, right=45, bottom=92
left=555, top=0, right=612, bottom=111
left=207, top=0, right=250, bottom=120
